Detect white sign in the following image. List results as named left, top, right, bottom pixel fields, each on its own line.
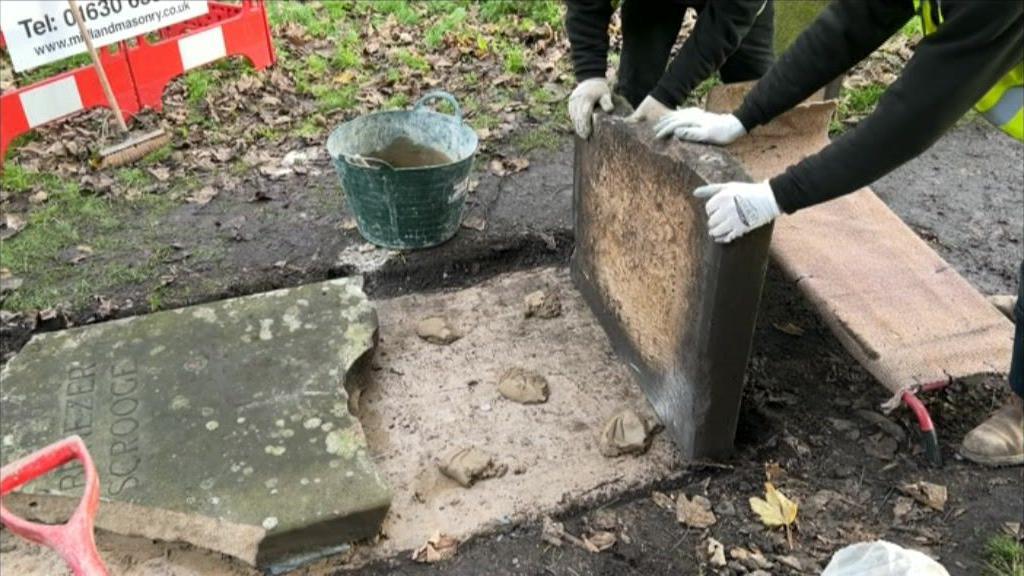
left=0, top=0, right=209, bottom=72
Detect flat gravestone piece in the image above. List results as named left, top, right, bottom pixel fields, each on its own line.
left=572, top=116, right=772, bottom=459
left=0, top=278, right=390, bottom=567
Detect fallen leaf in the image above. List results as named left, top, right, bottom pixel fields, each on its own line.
left=62, top=244, right=94, bottom=265
left=541, top=516, right=566, bottom=547
left=334, top=69, right=358, bottom=85
left=28, top=191, right=48, bottom=205
left=0, top=274, right=23, bottom=296
left=893, top=496, right=915, bottom=519
left=652, top=491, right=675, bottom=511
left=749, top=482, right=798, bottom=548
left=411, top=531, right=458, bottom=563
left=461, top=214, right=487, bottom=231
left=899, top=481, right=947, bottom=511
left=584, top=531, right=616, bottom=552
left=749, top=482, right=799, bottom=527
left=676, top=494, right=717, bottom=528
left=148, top=166, right=171, bottom=182
left=772, top=321, right=805, bottom=336
left=187, top=186, right=218, bottom=205
left=765, top=461, right=786, bottom=483
left=1, top=213, right=26, bottom=240
left=706, top=537, right=726, bottom=567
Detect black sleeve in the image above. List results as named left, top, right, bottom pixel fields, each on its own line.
left=734, top=0, right=913, bottom=131
left=770, top=0, right=1024, bottom=213
left=650, top=0, right=769, bottom=108
left=565, top=0, right=615, bottom=82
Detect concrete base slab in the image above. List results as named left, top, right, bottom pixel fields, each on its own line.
left=1, top=268, right=683, bottom=574
left=358, top=267, right=680, bottom=559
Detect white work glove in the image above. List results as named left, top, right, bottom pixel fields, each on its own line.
left=569, top=78, right=613, bottom=139
left=626, top=95, right=671, bottom=123
left=694, top=181, right=780, bottom=243
left=654, top=108, right=746, bottom=145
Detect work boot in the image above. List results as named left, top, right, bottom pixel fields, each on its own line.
left=960, top=396, right=1024, bottom=466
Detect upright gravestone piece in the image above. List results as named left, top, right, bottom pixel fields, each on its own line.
left=0, top=278, right=390, bottom=567
left=572, top=117, right=772, bottom=459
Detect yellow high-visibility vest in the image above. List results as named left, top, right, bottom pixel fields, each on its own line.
left=917, top=0, right=1023, bottom=141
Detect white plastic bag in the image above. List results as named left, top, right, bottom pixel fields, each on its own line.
left=822, top=540, right=949, bottom=576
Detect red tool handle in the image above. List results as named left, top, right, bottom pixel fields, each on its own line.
left=0, top=435, right=109, bottom=576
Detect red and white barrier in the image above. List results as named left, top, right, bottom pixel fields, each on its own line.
left=0, top=0, right=275, bottom=164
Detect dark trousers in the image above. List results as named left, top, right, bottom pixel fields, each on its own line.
left=1011, top=261, right=1023, bottom=397
left=617, top=0, right=775, bottom=108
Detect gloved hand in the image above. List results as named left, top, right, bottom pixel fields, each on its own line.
left=654, top=108, right=746, bottom=145
left=694, top=181, right=780, bottom=243
left=626, top=96, right=671, bottom=124
left=569, top=78, right=613, bottom=139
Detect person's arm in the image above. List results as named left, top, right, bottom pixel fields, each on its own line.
left=771, top=0, right=1024, bottom=213
left=565, top=0, right=615, bottom=82
left=650, top=0, right=769, bottom=108
left=734, top=0, right=913, bottom=132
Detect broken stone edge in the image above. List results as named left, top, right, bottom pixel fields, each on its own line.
left=570, top=117, right=773, bottom=459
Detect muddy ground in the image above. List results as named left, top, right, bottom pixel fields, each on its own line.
left=1, top=119, right=1021, bottom=575
left=349, top=118, right=1024, bottom=575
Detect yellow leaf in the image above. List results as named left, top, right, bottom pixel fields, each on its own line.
left=749, top=482, right=798, bottom=527
left=333, top=70, right=357, bottom=85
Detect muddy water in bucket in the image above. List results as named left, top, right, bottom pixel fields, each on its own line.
left=327, top=91, right=479, bottom=249
left=365, top=136, right=451, bottom=168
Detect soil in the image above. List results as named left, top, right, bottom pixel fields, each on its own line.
left=874, top=118, right=1024, bottom=296
left=348, top=122, right=1024, bottom=575
left=1, top=121, right=1020, bottom=575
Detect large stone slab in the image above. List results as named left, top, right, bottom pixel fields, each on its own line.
left=572, top=117, right=772, bottom=459
left=0, top=278, right=390, bottom=567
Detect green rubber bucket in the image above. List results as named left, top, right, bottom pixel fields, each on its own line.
left=327, top=92, right=478, bottom=249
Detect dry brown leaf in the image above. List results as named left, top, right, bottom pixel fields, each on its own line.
left=584, top=531, right=616, bottom=552
left=773, top=321, right=805, bottom=336
left=1, top=213, right=26, bottom=240
left=28, top=191, right=48, bottom=205
left=676, top=494, right=717, bottom=529
left=411, top=531, right=458, bottom=563
left=899, top=481, right=947, bottom=511
left=188, top=186, right=218, bottom=206
left=652, top=491, right=675, bottom=511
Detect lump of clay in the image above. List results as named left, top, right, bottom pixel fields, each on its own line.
left=416, top=316, right=460, bottom=345
left=524, top=289, right=562, bottom=319
left=439, top=447, right=507, bottom=487
left=498, top=367, right=550, bottom=404
left=599, top=409, right=654, bottom=457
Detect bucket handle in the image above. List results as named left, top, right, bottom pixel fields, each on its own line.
left=413, top=91, right=462, bottom=123
left=343, top=153, right=395, bottom=171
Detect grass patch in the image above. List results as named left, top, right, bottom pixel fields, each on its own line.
left=183, top=70, right=214, bottom=106
left=832, top=83, right=887, bottom=133
left=986, top=535, right=1024, bottom=576
left=512, top=126, right=563, bottom=153
left=425, top=6, right=468, bottom=49
left=385, top=93, right=411, bottom=109
left=140, top=143, right=173, bottom=166
left=376, top=0, right=421, bottom=25
left=479, top=0, right=562, bottom=27
left=0, top=164, right=35, bottom=195
left=116, top=168, right=151, bottom=188
left=394, top=48, right=430, bottom=72
left=500, top=41, right=528, bottom=74
left=314, top=85, right=358, bottom=112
